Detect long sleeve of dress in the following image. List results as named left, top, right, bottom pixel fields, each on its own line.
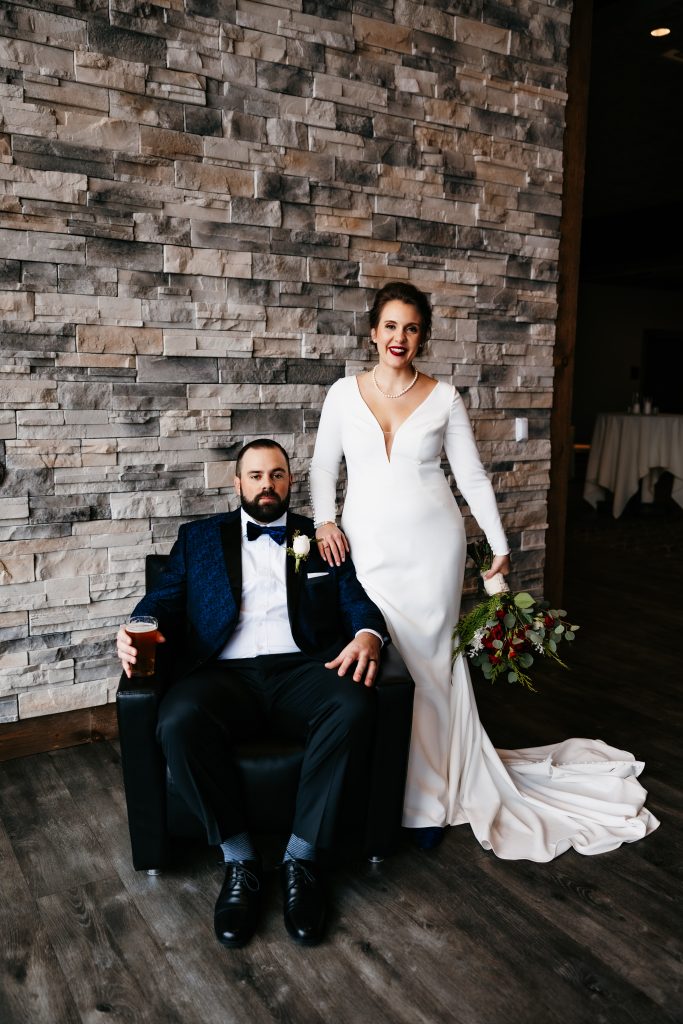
left=443, top=387, right=509, bottom=556
left=309, top=378, right=345, bottom=525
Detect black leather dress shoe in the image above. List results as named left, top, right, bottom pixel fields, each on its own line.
left=280, top=859, right=326, bottom=946
left=214, top=859, right=263, bottom=949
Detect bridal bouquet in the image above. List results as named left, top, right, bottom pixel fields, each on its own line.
left=453, top=541, right=579, bottom=691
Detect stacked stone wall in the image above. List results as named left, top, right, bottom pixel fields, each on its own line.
left=0, top=0, right=571, bottom=721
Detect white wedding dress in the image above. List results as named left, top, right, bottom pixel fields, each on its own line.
left=310, top=376, right=659, bottom=861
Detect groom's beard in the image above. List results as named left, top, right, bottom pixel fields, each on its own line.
left=240, top=488, right=291, bottom=523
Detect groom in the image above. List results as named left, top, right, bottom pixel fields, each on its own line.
left=116, top=439, right=387, bottom=948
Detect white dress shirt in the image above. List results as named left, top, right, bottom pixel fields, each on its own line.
left=218, top=509, right=383, bottom=661
left=219, top=511, right=299, bottom=660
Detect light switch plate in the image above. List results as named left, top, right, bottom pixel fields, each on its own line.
left=515, top=417, right=528, bottom=442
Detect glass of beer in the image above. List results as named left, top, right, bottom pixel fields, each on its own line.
left=125, top=615, right=159, bottom=677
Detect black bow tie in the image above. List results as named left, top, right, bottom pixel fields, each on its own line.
left=246, top=521, right=287, bottom=545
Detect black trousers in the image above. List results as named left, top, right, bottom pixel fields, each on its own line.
left=156, top=652, right=377, bottom=849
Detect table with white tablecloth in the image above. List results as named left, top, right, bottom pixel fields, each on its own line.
left=583, top=413, right=683, bottom=518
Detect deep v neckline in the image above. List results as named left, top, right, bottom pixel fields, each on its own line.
left=354, top=376, right=441, bottom=462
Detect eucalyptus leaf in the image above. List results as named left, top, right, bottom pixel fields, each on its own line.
left=492, top=639, right=503, bottom=650
left=548, top=638, right=557, bottom=653
left=507, top=671, right=518, bottom=683
left=565, top=631, right=575, bottom=641
left=519, top=653, right=534, bottom=668
left=514, top=593, right=535, bottom=610
left=503, top=613, right=516, bottom=629
left=527, top=631, right=541, bottom=646
left=554, top=624, right=564, bottom=634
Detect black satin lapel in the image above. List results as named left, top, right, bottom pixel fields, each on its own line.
left=286, top=516, right=305, bottom=627
left=220, top=517, right=242, bottom=610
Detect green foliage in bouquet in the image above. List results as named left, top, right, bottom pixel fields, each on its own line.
left=467, top=538, right=494, bottom=577
left=454, top=541, right=579, bottom=691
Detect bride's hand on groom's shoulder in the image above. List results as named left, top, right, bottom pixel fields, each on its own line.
left=315, top=523, right=349, bottom=567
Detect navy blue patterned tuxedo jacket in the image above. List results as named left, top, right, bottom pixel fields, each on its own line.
left=133, top=509, right=388, bottom=677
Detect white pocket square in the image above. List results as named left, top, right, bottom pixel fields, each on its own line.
left=306, top=571, right=329, bottom=579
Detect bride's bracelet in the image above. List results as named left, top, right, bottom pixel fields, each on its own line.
left=314, top=520, right=336, bottom=530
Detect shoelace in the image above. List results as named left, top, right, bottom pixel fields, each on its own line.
left=285, top=861, right=317, bottom=887
left=230, top=864, right=261, bottom=892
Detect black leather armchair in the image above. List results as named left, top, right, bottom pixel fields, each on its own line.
left=116, top=555, right=415, bottom=870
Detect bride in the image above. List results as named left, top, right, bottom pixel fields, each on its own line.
left=309, top=281, right=659, bottom=860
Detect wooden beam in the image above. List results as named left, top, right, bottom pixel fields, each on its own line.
left=545, top=0, right=593, bottom=605
left=0, top=704, right=118, bottom=763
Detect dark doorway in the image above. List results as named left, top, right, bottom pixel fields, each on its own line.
left=642, top=330, right=683, bottom=413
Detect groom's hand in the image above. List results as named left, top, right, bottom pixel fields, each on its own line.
left=325, top=632, right=381, bottom=687
left=116, top=624, right=166, bottom=678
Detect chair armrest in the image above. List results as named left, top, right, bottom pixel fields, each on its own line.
left=374, top=644, right=412, bottom=688
left=364, top=645, right=414, bottom=857
left=116, top=671, right=170, bottom=870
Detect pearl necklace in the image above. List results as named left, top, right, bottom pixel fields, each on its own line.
left=372, top=365, right=419, bottom=399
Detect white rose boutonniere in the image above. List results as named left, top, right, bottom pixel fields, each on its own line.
left=287, top=530, right=311, bottom=573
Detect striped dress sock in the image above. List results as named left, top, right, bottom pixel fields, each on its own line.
left=283, top=833, right=316, bottom=862
left=219, top=831, right=257, bottom=863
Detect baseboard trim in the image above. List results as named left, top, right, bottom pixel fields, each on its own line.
left=0, top=704, right=118, bottom=763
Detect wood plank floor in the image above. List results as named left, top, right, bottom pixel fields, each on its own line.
left=2, top=499, right=682, bottom=1024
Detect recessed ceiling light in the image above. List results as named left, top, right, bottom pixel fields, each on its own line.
left=650, top=27, right=671, bottom=37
